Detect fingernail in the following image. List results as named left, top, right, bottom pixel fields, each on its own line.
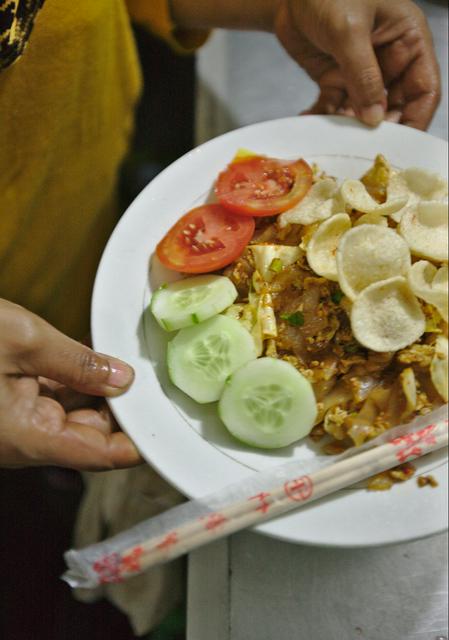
left=360, top=104, right=384, bottom=127
left=107, top=358, right=134, bottom=388
left=385, top=110, right=402, bottom=124
left=337, top=107, right=356, bottom=117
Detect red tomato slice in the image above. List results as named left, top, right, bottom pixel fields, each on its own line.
left=156, top=204, right=255, bottom=273
left=215, top=156, right=313, bottom=217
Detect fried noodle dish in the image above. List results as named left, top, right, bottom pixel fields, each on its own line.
left=152, top=151, right=448, bottom=489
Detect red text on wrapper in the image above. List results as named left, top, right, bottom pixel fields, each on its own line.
left=156, top=532, right=179, bottom=550
left=201, top=512, right=228, bottom=531
left=120, top=546, right=144, bottom=573
left=390, top=424, right=440, bottom=463
left=284, top=475, right=313, bottom=502
left=249, top=491, right=272, bottom=514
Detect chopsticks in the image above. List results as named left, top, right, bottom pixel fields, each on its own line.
left=127, top=422, right=448, bottom=566
left=64, top=418, right=447, bottom=587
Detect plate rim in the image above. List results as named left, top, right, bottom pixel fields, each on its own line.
left=92, top=115, right=448, bottom=548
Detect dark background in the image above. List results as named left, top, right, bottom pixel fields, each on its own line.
left=0, top=25, right=195, bottom=640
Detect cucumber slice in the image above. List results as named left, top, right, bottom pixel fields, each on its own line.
left=151, top=275, right=238, bottom=331
left=167, top=315, right=257, bottom=403
left=219, top=357, right=317, bottom=448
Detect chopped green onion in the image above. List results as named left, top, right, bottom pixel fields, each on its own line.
left=331, top=289, right=344, bottom=304
left=269, top=258, right=283, bottom=274
left=280, top=311, right=305, bottom=327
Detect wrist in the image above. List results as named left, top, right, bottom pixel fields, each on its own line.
left=169, top=0, right=280, bottom=33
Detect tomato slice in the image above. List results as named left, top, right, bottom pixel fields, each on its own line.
left=156, top=204, right=255, bottom=274
left=215, top=155, right=313, bottom=217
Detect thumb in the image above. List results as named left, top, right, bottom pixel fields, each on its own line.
left=2, top=301, right=134, bottom=396
left=331, top=29, right=386, bottom=126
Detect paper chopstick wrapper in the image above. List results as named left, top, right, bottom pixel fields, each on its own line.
left=63, top=406, right=448, bottom=588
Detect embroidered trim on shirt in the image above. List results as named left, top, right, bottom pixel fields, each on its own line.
left=0, top=0, right=45, bottom=70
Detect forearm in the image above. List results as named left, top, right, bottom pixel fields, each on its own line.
left=169, top=0, right=279, bottom=33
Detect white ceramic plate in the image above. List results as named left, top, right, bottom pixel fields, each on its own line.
left=92, top=116, right=448, bottom=547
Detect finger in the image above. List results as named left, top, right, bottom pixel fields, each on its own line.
left=1, top=300, right=134, bottom=396
left=98, top=402, right=121, bottom=432
left=398, top=58, right=441, bottom=130
left=331, top=28, right=387, bottom=126
left=401, top=93, right=440, bottom=131
left=66, top=407, right=116, bottom=435
left=376, top=40, right=413, bottom=89
left=336, top=106, right=356, bottom=117
left=67, top=401, right=121, bottom=434
left=377, top=37, right=440, bottom=130
left=37, top=377, right=100, bottom=413
left=52, top=385, right=101, bottom=412
left=386, top=81, right=405, bottom=113
left=45, top=425, right=143, bottom=470
left=28, top=407, right=143, bottom=470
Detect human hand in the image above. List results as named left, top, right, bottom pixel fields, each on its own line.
left=274, top=0, right=441, bottom=129
left=0, top=299, right=143, bottom=470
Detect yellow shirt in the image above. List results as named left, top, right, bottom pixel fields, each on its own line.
left=0, top=0, right=206, bottom=338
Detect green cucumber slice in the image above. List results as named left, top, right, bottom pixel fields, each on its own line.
left=151, top=275, right=238, bottom=331
left=218, top=357, right=317, bottom=448
left=167, top=315, right=257, bottom=403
